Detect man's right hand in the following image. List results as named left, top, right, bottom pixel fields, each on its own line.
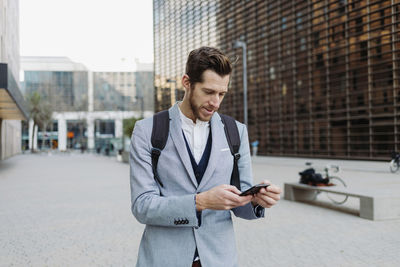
left=195, top=184, right=253, bottom=211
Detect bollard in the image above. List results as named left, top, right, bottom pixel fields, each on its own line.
left=251, top=140, right=259, bottom=157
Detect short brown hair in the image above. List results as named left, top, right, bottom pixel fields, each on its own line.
left=185, top=46, right=232, bottom=86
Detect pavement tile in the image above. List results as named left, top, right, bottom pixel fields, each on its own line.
left=0, top=153, right=399, bottom=266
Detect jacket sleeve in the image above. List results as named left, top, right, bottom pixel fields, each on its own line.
left=129, top=120, right=200, bottom=228
left=231, top=122, right=265, bottom=219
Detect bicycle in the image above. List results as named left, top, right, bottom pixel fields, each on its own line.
left=299, top=162, right=348, bottom=204
left=389, top=152, right=400, bottom=173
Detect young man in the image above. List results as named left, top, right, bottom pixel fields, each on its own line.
left=130, top=47, right=281, bottom=267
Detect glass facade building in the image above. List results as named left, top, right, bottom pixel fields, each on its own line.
left=23, top=71, right=89, bottom=111
left=21, top=56, right=155, bottom=153
left=136, top=71, right=155, bottom=114
left=93, top=72, right=136, bottom=111
left=154, top=0, right=400, bottom=159
left=154, top=0, right=219, bottom=111
left=21, top=69, right=89, bottom=149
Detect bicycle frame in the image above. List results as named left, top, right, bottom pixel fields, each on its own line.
left=300, top=162, right=348, bottom=204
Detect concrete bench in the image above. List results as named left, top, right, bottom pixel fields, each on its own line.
left=284, top=182, right=400, bottom=221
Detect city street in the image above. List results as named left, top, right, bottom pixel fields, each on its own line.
left=0, top=153, right=399, bottom=266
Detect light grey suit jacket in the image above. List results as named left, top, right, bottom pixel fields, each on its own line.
left=130, top=103, right=264, bottom=267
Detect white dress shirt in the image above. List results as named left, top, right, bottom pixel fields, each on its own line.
left=179, top=107, right=210, bottom=164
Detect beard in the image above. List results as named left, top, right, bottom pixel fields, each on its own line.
left=189, top=93, right=203, bottom=121
left=188, top=90, right=214, bottom=122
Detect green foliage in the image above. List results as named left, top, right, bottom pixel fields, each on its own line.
left=123, top=117, right=142, bottom=137
left=27, top=91, right=42, bottom=124
left=26, top=92, right=53, bottom=129
left=26, top=92, right=54, bottom=151
left=38, top=103, right=53, bottom=129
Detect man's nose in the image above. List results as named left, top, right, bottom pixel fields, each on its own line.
left=210, top=94, right=221, bottom=109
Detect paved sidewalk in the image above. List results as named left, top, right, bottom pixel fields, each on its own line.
left=0, top=153, right=399, bottom=266
left=239, top=156, right=400, bottom=266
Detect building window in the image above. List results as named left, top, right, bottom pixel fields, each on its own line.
left=356, top=17, right=363, bottom=33
left=227, top=18, right=234, bottom=29
left=357, top=95, right=364, bottom=106
left=300, top=37, right=306, bottom=51
left=313, top=32, right=320, bottom=47
left=282, top=17, right=287, bottom=30
left=296, top=12, right=303, bottom=30
left=270, top=67, right=276, bottom=80
left=360, top=41, right=368, bottom=58
left=316, top=54, right=324, bottom=68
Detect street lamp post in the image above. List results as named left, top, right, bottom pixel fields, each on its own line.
left=233, top=40, right=248, bottom=127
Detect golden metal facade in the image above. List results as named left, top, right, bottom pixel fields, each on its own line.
left=154, top=0, right=400, bottom=159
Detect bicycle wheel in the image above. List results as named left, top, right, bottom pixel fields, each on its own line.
left=326, top=176, right=348, bottom=205
left=389, top=159, right=399, bottom=173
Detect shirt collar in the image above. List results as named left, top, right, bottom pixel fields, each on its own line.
left=178, top=104, right=209, bottom=127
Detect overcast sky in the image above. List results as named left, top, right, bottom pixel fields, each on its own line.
left=19, top=0, right=153, bottom=71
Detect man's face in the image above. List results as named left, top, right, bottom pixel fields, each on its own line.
left=188, top=70, right=230, bottom=121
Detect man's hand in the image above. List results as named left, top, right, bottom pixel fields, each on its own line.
left=252, top=180, right=281, bottom=208
left=196, top=184, right=253, bottom=211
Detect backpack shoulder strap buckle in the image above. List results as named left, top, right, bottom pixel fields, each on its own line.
left=151, top=148, right=161, bottom=157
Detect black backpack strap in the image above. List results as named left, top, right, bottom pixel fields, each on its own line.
left=151, top=110, right=170, bottom=187
left=220, top=114, right=241, bottom=190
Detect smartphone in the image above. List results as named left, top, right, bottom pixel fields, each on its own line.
left=239, top=184, right=270, bottom=196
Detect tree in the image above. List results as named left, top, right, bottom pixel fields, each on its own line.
left=26, top=92, right=53, bottom=151
left=38, top=103, right=53, bottom=150
left=123, top=117, right=141, bottom=138
left=123, top=117, right=142, bottom=152
left=74, top=95, right=88, bottom=150
left=27, top=92, right=42, bottom=152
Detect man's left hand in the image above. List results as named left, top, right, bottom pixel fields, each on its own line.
left=252, top=180, right=281, bottom=208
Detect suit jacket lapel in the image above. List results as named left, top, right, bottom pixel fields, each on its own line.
left=200, top=113, right=226, bottom=188
left=169, top=104, right=198, bottom=187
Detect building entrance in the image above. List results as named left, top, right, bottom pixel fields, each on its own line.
left=94, top=119, right=121, bottom=155
left=67, top=120, right=87, bottom=150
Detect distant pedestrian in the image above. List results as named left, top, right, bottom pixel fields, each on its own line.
left=129, top=47, right=281, bottom=267
left=80, top=144, right=85, bottom=153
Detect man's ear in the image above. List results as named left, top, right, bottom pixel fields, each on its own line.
left=182, top=74, right=191, bottom=90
